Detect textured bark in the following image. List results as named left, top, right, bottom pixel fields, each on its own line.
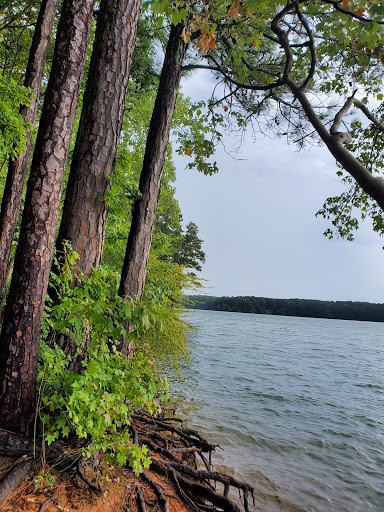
left=118, top=24, right=188, bottom=300
left=0, top=0, right=95, bottom=436
left=56, top=0, right=141, bottom=277
left=0, top=0, right=58, bottom=305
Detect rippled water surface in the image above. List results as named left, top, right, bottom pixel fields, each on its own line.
left=170, top=310, right=384, bottom=512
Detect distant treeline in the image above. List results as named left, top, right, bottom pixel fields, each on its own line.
left=185, top=295, right=384, bottom=322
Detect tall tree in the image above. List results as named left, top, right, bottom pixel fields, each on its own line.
left=118, top=22, right=188, bottom=301
left=55, top=0, right=141, bottom=277
left=0, top=0, right=95, bottom=435
left=0, top=0, right=58, bottom=305
left=173, top=221, right=206, bottom=273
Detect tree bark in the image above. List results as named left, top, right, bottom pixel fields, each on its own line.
left=0, top=0, right=95, bottom=436
left=0, top=0, right=58, bottom=305
left=56, top=0, right=141, bottom=277
left=118, top=23, right=188, bottom=300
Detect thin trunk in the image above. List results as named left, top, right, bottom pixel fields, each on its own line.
left=0, top=0, right=95, bottom=436
left=56, top=0, right=141, bottom=277
left=0, top=0, right=58, bottom=305
left=118, top=23, right=188, bottom=301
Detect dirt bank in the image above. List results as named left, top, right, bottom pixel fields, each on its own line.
left=0, top=410, right=254, bottom=512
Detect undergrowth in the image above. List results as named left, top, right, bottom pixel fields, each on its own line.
left=37, top=245, right=169, bottom=475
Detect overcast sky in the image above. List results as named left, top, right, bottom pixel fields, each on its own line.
left=174, top=71, right=384, bottom=303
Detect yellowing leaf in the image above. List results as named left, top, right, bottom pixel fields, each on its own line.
left=181, top=28, right=191, bottom=43
left=228, top=0, right=241, bottom=17
left=355, top=7, right=365, bottom=16
left=247, top=8, right=256, bottom=19
left=208, top=38, right=216, bottom=49
left=228, top=7, right=240, bottom=17
left=196, top=33, right=211, bottom=53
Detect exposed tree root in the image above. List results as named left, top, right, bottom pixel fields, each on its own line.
left=129, top=410, right=255, bottom=512
left=0, top=457, right=33, bottom=506
left=140, top=469, right=169, bottom=512
left=130, top=412, right=218, bottom=454
left=0, top=410, right=255, bottom=511
left=136, top=484, right=147, bottom=512
left=0, top=428, right=80, bottom=470
left=76, top=465, right=102, bottom=493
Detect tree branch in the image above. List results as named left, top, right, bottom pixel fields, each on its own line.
left=330, top=93, right=355, bottom=143
left=294, top=2, right=317, bottom=90
left=321, top=0, right=384, bottom=24
left=353, top=99, right=384, bottom=132
left=205, top=54, right=285, bottom=91
left=285, top=80, right=384, bottom=210
left=182, top=63, right=221, bottom=73
left=208, top=87, right=240, bottom=109
left=271, top=3, right=295, bottom=80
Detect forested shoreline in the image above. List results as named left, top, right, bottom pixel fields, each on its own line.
left=187, top=295, right=384, bottom=323
left=1, top=0, right=384, bottom=510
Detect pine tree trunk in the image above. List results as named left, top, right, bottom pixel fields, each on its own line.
left=0, top=0, right=58, bottom=305
left=0, top=0, right=95, bottom=436
left=118, top=23, right=187, bottom=301
left=56, top=0, right=141, bottom=277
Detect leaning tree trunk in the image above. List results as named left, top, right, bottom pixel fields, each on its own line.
left=56, top=0, right=141, bottom=277
left=118, top=23, right=188, bottom=304
left=0, top=0, right=95, bottom=436
left=0, top=0, right=58, bottom=306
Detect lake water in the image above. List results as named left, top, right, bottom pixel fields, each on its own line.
left=169, top=310, right=384, bottom=512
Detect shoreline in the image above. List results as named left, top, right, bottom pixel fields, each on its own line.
left=0, top=409, right=254, bottom=512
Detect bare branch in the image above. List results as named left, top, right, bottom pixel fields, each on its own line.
left=271, top=4, right=295, bottom=80
left=330, top=93, right=355, bottom=143
left=353, top=99, right=384, bottom=132
left=294, top=2, right=317, bottom=90
left=208, top=87, right=240, bottom=109
left=206, top=54, right=285, bottom=91
left=182, top=63, right=221, bottom=73
left=321, top=0, right=384, bottom=24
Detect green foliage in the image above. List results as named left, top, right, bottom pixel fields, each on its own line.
left=104, top=86, right=214, bottom=271
left=0, top=74, right=32, bottom=159
left=34, top=469, right=56, bottom=491
left=143, top=254, right=204, bottom=369
left=174, top=99, right=223, bottom=175
left=38, top=340, right=163, bottom=473
left=169, top=0, right=384, bottom=240
left=0, top=1, right=41, bottom=162
left=39, top=249, right=169, bottom=475
left=317, top=103, right=384, bottom=242
left=169, top=221, right=206, bottom=273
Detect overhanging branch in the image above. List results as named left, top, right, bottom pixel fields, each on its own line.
left=321, top=0, right=384, bottom=24
left=353, top=99, right=384, bottom=132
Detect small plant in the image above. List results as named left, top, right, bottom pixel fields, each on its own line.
left=38, top=247, right=169, bottom=475
left=34, top=469, right=56, bottom=491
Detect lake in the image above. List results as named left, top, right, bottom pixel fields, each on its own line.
left=170, top=310, right=384, bottom=512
